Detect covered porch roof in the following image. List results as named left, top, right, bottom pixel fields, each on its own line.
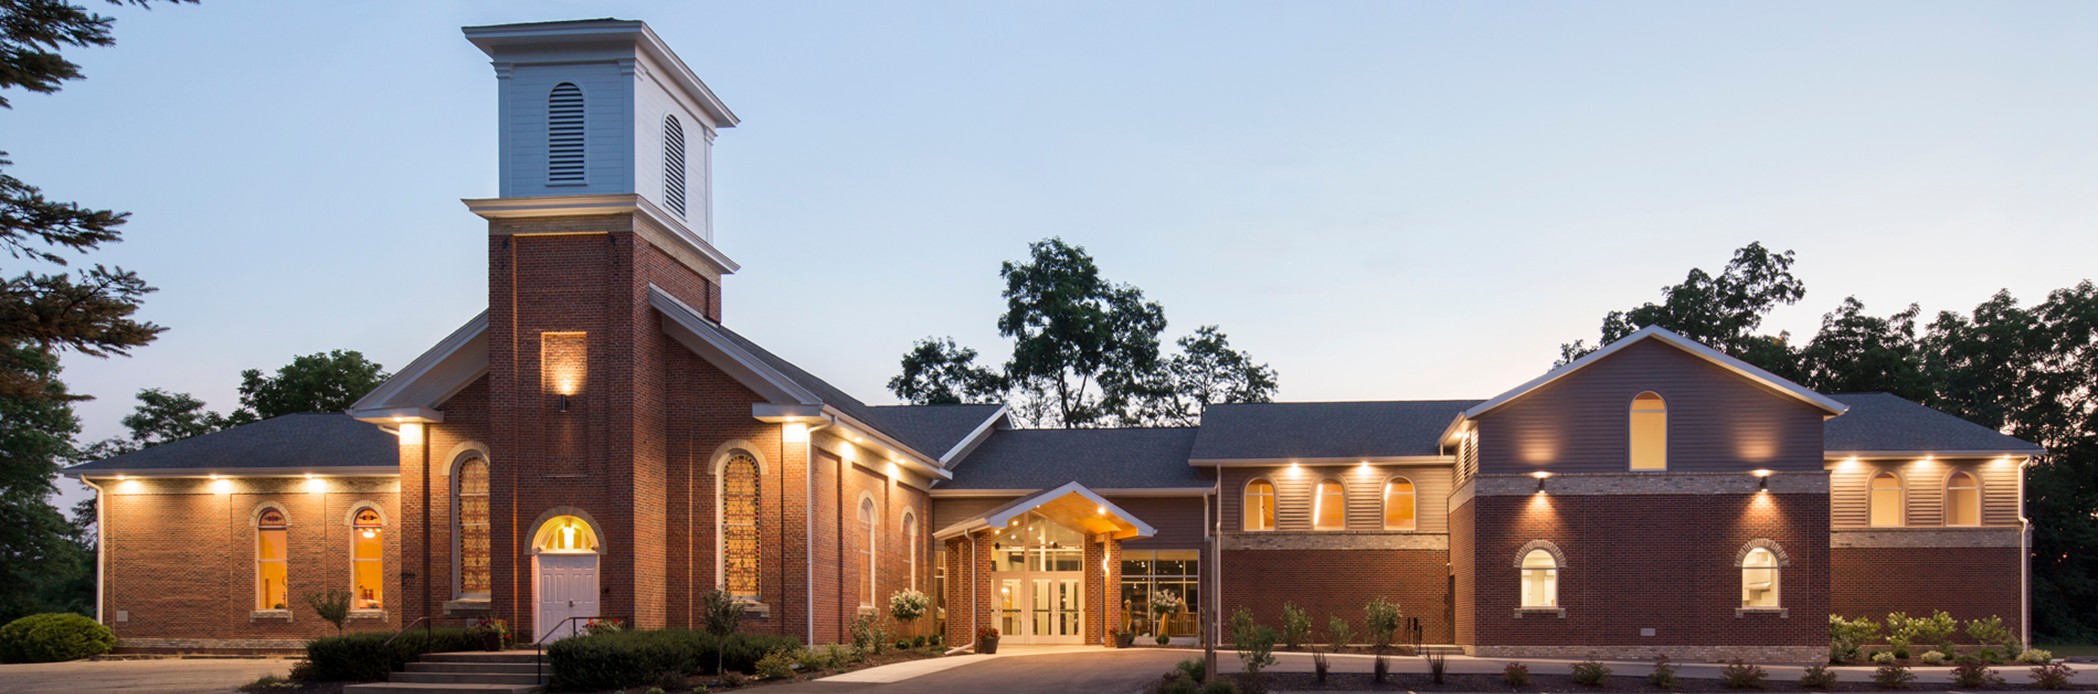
left=932, top=481, right=1157, bottom=541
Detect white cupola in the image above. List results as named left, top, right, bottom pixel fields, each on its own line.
left=464, top=19, right=738, bottom=244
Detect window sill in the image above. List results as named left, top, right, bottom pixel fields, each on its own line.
left=443, top=598, right=492, bottom=615
left=250, top=609, right=293, bottom=622
left=738, top=600, right=771, bottom=618
left=349, top=609, right=387, bottom=620
left=1513, top=607, right=1566, bottom=619
left=857, top=605, right=876, bottom=617
left=1736, top=607, right=1789, bottom=618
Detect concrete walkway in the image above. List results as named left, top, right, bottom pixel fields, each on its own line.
left=0, top=657, right=294, bottom=694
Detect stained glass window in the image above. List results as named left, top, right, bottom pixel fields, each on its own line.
left=257, top=508, right=288, bottom=610
left=723, top=453, right=761, bottom=599
left=352, top=508, right=384, bottom=610
left=457, top=457, right=490, bottom=597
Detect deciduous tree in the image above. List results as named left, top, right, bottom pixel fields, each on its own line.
left=229, top=350, right=389, bottom=423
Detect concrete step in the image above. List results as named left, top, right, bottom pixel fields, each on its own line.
left=420, top=651, right=543, bottom=664
left=342, top=684, right=542, bottom=694
left=390, top=672, right=546, bottom=686
left=404, top=662, right=543, bottom=674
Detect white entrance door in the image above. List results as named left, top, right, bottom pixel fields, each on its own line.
left=996, top=573, right=1083, bottom=644
left=534, top=553, right=599, bottom=643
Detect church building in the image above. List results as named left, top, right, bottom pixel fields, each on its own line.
left=64, top=19, right=2039, bottom=661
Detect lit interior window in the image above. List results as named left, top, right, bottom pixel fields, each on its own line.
left=722, top=453, right=761, bottom=598
left=1520, top=548, right=1558, bottom=608
left=352, top=508, right=384, bottom=610
left=457, top=457, right=490, bottom=597
left=1384, top=478, right=1416, bottom=531
left=1314, top=479, right=1346, bottom=530
left=1741, top=547, right=1780, bottom=608
left=1870, top=471, right=1904, bottom=527
left=1946, top=471, right=1980, bottom=526
left=1242, top=480, right=1274, bottom=531
left=256, top=508, right=288, bottom=611
left=1629, top=391, right=1667, bottom=470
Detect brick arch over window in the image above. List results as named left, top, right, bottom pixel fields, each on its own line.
left=712, top=443, right=767, bottom=599
left=1733, top=538, right=1791, bottom=567
left=343, top=500, right=387, bottom=526
left=249, top=500, right=292, bottom=527
left=526, top=506, right=607, bottom=555
left=1512, top=539, right=1568, bottom=568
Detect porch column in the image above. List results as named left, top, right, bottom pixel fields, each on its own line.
left=943, top=531, right=997, bottom=648
left=1086, top=534, right=1122, bottom=646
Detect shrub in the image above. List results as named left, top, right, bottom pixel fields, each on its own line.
left=303, top=627, right=481, bottom=682
left=1920, top=650, right=1946, bottom=665
left=1571, top=658, right=1610, bottom=686
left=653, top=668, right=688, bottom=691
left=1326, top=615, right=1354, bottom=649
left=1884, top=612, right=1917, bottom=654
left=2031, top=661, right=2077, bottom=690
left=543, top=629, right=802, bottom=690
left=1373, top=651, right=1389, bottom=683
left=1966, top=616, right=2019, bottom=653
left=849, top=614, right=890, bottom=655
left=1162, top=674, right=1200, bottom=694
left=754, top=647, right=798, bottom=679
left=1176, top=657, right=1207, bottom=683
left=305, top=589, right=351, bottom=636
left=1237, top=625, right=1278, bottom=677
left=2017, top=648, right=2055, bottom=664
left=1721, top=660, right=1767, bottom=689
left=1952, top=656, right=2004, bottom=688
left=1363, top=597, right=1402, bottom=649
left=1800, top=664, right=1838, bottom=689
left=888, top=589, right=930, bottom=625
left=1830, top=614, right=1882, bottom=664
left=1503, top=661, right=1531, bottom=687
left=1872, top=651, right=1897, bottom=664
left=1909, top=611, right=1958, bottom=648
left=1229, top=607, right=1255, bottom=644
left=1873, top=661, right=1915, bottom=690
left=721, top=670, right=748, bottom=687
left=893, top=639, right=909, bottom=652
left=1202, top=679, right=1239, bottom=694
left=1649, top=655, right=1678, bottom=689
left=1424, top=648, right=1448, bottom=684
left=0, top=613, right=116, bottom=663
left=1311, top=648, right=1329, bottom=683
left=1280, top=603, right=1311, bottom=649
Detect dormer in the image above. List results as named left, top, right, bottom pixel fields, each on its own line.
left=464, top=19, right=739, bottom=243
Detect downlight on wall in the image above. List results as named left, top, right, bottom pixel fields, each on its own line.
left=1752, top=469, right=1774, bottom=491
left=541, top=331, right=587, bottom=412
left=1532, top=470, right=1552, bottom=493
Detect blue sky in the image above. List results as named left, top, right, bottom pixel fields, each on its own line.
left=10, top=1, right=2097, bottom=446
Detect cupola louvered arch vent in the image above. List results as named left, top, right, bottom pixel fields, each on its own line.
left=663, top=115, right=688, bottom=216
left=547, top=83, right=586, bottom=184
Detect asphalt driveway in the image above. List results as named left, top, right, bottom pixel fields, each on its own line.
left=767, top=648, right=1188, bottom=694
left=0, top=657, right=294, bottom=694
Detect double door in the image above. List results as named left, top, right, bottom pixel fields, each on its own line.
left=996, top=573, right=1083, bottom=644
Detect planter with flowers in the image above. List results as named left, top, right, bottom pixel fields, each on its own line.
left=473, top=617, right=509, bottom=651
left=976, top=626, right=1000, bottom=654
left=1149, top=591, right=1184, bottom=645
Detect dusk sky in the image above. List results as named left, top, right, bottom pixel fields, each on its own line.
left=11, top=0, right=2096, bottom=449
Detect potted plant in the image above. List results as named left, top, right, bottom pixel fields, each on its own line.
left=976, top=626, right=1000, bottom=654
left=474, top=617, right=509, bottom=651
left=1150, top=590, right=1184, bottom=645
left=1112, top=627, right=1135, bottom=648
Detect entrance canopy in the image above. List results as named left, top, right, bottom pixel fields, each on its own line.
left=933, top=481, right=1156, bottom=541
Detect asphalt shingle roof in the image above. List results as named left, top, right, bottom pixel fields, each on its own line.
left=709, top=324, right=999, bottom=461
left=944, top=428, right=1204, bottom=489
left=63, top=413, right=396, bottom=475
left=1191, top=400, right=1481, bottom=460
left=1824, top=392, right=2043, bottom=455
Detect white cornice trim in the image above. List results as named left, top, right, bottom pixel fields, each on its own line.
left=937, top=406, right=1009, bottom=467
left=1825, top=451, right=2040, bottom=461
left=350, top=312, right=488, bottom=423
left=1188, top=456, right=1453, bottom=468
left=65, top=466, right=399, bottom=479
left=821, top=407, right=951, bottom=480
left=650, top=286, right=820, bottom=406
left=1463, top=325, right=1848, bottom=420
left=931, top=481, right=1157, bottom=541
left=465, top=194, right=740, bottom=276
left=929, top=487, right=1211, bottom=498
left=461, top=20, right=738, bottom=127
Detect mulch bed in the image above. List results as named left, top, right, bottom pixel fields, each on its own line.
left=245, top=648, right=947, bottom=694
left=1236, top=671, right=2070, bottom=692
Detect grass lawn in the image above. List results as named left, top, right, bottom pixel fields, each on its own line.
left=2038, top=642, right=2098, bottom=657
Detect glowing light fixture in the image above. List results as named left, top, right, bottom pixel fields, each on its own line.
left=1752, top=468, right=1773, bottom=490
left=209, top=478, right=234, bottom=495
left=304, top=476, right=328, bottom=494
left=782, top=423, right=809, bottom=443
left=1097, top=506, right=1106, bottom=515
left=1532, top=470, right=1551, bottom=493
left=398, top=422, right=423, bottom=445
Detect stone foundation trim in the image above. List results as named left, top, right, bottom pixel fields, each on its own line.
left=1471, top=644, right=1826, bottom=663
left=442, top=598, right=493, bottom=614
left=1830, top=527, right=2021, bottom=548
left=1221, top=532, right=1447, bottom=551
left=1512, top=607, right=1566, bottom=618
left=1735, top=607, right=1790, bottom=618
left=119, top=637, right=308, bottom=650
left=1472, top=471, right=1829, bottom=497
left=248, top=609, right=293, bottom=622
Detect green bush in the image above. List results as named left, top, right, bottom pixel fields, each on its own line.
left=1721, top=660, right=1767, bottom=689
left=0, top=613, right=115, bottom=663
left=1965, top=616, right=2019, bottom=653
left=1952, top=656, right=2004, bottom=688
left=2030, top=661, right=2077, bottom=690
left=1175, top=657, right=1206, bottom=683
left=1648, top=655, right=1678, bottom=689
left=1363, top=596, right=1402, bottom=648
left=754, top=647, right=799, bottom=679
left=1571, top=658, right=1610, bottom=686
left=1162, top=673, right=1201, bottom=694
left=544, top=629, right=804, bottom=691
left=1503, top=661, right=1531, bottom=687
left=1200, top=678, right=1239, bottom=694
left=1799, top=664, right=1837, bottom=689
left=1280, top=603, right=1311, bottom=649
left=1829, top=614, right=1883, bottom=664
left=1873, top=661, right=1915, bottom=690
left=1326, top=614, right=1354, bottom=649
left=302, top=628, right=481, bottom=682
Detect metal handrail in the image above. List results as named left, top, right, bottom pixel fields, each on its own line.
left=533, top=615, right=625, bottom=683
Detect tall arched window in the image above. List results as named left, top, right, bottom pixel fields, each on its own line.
left=455, top=456, right=490, bottom=599
left=351, top=507, right=384, bottom=610
left=903, top=511, right=919, bottom=591
left=1629, top=391, right=1667, bottom=470
left=721, top=453, right=761, bottom=599
left=1520, top=549, right=1558, bottom=608
left=1383, top=478, right=1417, bottom=531
left=1741, top=547, right=1780, bottom=608
left=1314, top=479, right=1347, bottom=530
left=1870, top=471, right=1904, bottom=527
left=256, top=507, right=288, bottom=611
left=1242, top=479, right=1274, bottom=531
left=858, top=497, right=878, bottom=607
left=547, top=83, right=586, bottom=184
left=663, top=115, right=688, bottom=216
left=1946, top=471, right=1981, bottom=526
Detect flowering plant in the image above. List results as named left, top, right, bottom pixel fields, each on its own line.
left=889, top=589, right=931, bottom=623
left=473, top=617, right=510, bottom=638
left=1150, top=590, right=1184, bottom=616
left=582, top=617, right=625, bottom=636
left=976, top=626, right=1000, bottom=640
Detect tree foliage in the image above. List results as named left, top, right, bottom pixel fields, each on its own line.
left=79, top=388, right=224, bottom=458
left=890, top=237, right=1278, bottom=427
left=0, top=345, right=91, bottom=623
left=229, top=350, right=389, bottom=423
left=1561, top=244, right=2098, bottom=639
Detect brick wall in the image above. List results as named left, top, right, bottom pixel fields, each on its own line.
left=1221, top=548, right=1452, bottom=645
left=1831, top=545, right=2023, bottom=636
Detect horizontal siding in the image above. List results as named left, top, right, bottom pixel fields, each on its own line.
left=1220, top=464, right=1452, bottom=533
left=1829, top=458, right=2022, bottom=529
left=1106, top=496, right=1207, bottom=548
left=1476, top=339, right=1825, bottom=475
left=930, top=497, right=1011, bottom=533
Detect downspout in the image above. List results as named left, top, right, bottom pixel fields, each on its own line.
left=2018, top=454, right=2033, bottom=648
left=802, top=416, right=834, bottom=643
left=1209, top=463, right=1222, bottom=675
left=422, top=433, right=432, bottom=625
left=81, top=478, right=107, bottom=624
left=970, top=532, right=979, bottom=649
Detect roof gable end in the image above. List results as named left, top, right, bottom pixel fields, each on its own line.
left=1464, top=326, right=1848, bottom=420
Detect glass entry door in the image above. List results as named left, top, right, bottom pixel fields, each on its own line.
left=991, top=512, right=1086, bottom=644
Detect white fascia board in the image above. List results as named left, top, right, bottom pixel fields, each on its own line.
left=1463, top=325, right=1848, bottom=419
left=928, top=487, right=1212, bottom=498
left=821, top=407, right=952, bottom=480
left=650, top=286, right=820, bottom=405
left=65, top=466, right=399, bottom=480
left=1824, top=450, right=2045, bottom=461
left=981, top=481, right=1157, bottom=538
left=1188, top=456, right=1454, bottom=467
left=349, top=312, right=489, bottom=423
left=937, top=406, right=1010, bottom=467
left=1436, top=413, right=1468, bottom=449
left=465, top=194, right=739, bottom=275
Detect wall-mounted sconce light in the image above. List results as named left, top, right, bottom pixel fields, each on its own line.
left=1532, top=470, right=1552, bottom=493
left=1752, top=469, right=1773, bottom=490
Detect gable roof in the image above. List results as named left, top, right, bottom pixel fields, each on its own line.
left=944, top=427, right=1204, bottom=490
left=63, top=414, right=397, bottom=478
left=348, top=312, right=489, bottom=423
left=931, top=480, right=1157, bottom=540
left=1824, top=392, right=2044, bottom=456
left=1464, top=325, right=1848, bottom=419
left=1191, top=400, right=1479, bottom=462
left=864, top=405, right=1006, bottom=465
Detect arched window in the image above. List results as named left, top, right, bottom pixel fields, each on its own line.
left=1870, top=471, right=1904, bottom=527
left=1242, top=479, right=1274, bottom=531
left=1383, top=477, right=1417, bottom=531
left=454, top=455, right=491, bottom=598
left=1741, top=547, right=1780, bottom=608
left=663, top=115, right=688, bottom=216
left=1314, top=479, right=1347, bottom=530
left=1946, top=471, right=1981, bottom=526
left=351, top=507, right=384, bottom=610
left=547, top=83, right=586, bottom=184
left=256, top=507, right=288, bottom=611
left=1629, top=391, right=1667, bottom=470
left=1520, top=549, right=1558, bottom=608
left=721, top=453, right=761, bottom=599
left=858, top=497, right=878, bottom=607
left=903, top=511, right=919, bottom=591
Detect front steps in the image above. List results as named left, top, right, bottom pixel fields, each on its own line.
left=343, top=651, right=547, bottom=694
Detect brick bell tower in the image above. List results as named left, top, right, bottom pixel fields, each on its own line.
left=461, top=19, right=739, bottom=636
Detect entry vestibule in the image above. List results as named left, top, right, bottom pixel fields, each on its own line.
left=934, top=481, right=1159, bottom=650
left=991, top=512, right=1087, bottom=644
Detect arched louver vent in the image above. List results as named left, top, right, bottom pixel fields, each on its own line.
left=547, top=83, right=586, bottom=184
left=663, top=115, right=688, bottom=216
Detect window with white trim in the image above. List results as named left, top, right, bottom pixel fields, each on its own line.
left=547, top=83, right=585, bottom=184
left=1946, top=471, right=1980, bottom=526
left=859, top=497, right=878, bottom=607
left=1242, top=479, right=1274, bottom=531
left=1313, top=479, right=1346, bottom=530
left=721, top=453, right=761, bottom=599
left=1870, top=471, right=1904, bottom=527
left=256, top=507, right=288, bottom=611
left=1520, top=549, right=1557, bottom=608
left=1383, top=477, right=1416, bottom=531
left=1630, top=391, right=1667, bottom=470
left=663, top=114, right=687, bottom=216
left=351, top=507, right=384, bottom=610
left=1741, top=547, right=1780, bottom=608
left=903, top=511, right=919, bottom=591
left=455, top=456, right=490, bottom=598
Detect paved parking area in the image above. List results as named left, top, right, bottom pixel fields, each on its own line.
left=0, top=657, right=294, bottom=694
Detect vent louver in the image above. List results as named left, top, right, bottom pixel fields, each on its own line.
left=547, top=83, right=585, bottom=184
left=663, top=115, right=688, bottom=216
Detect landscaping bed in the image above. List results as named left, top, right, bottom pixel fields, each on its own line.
left=1236, top=671, right=2082, bottom=692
